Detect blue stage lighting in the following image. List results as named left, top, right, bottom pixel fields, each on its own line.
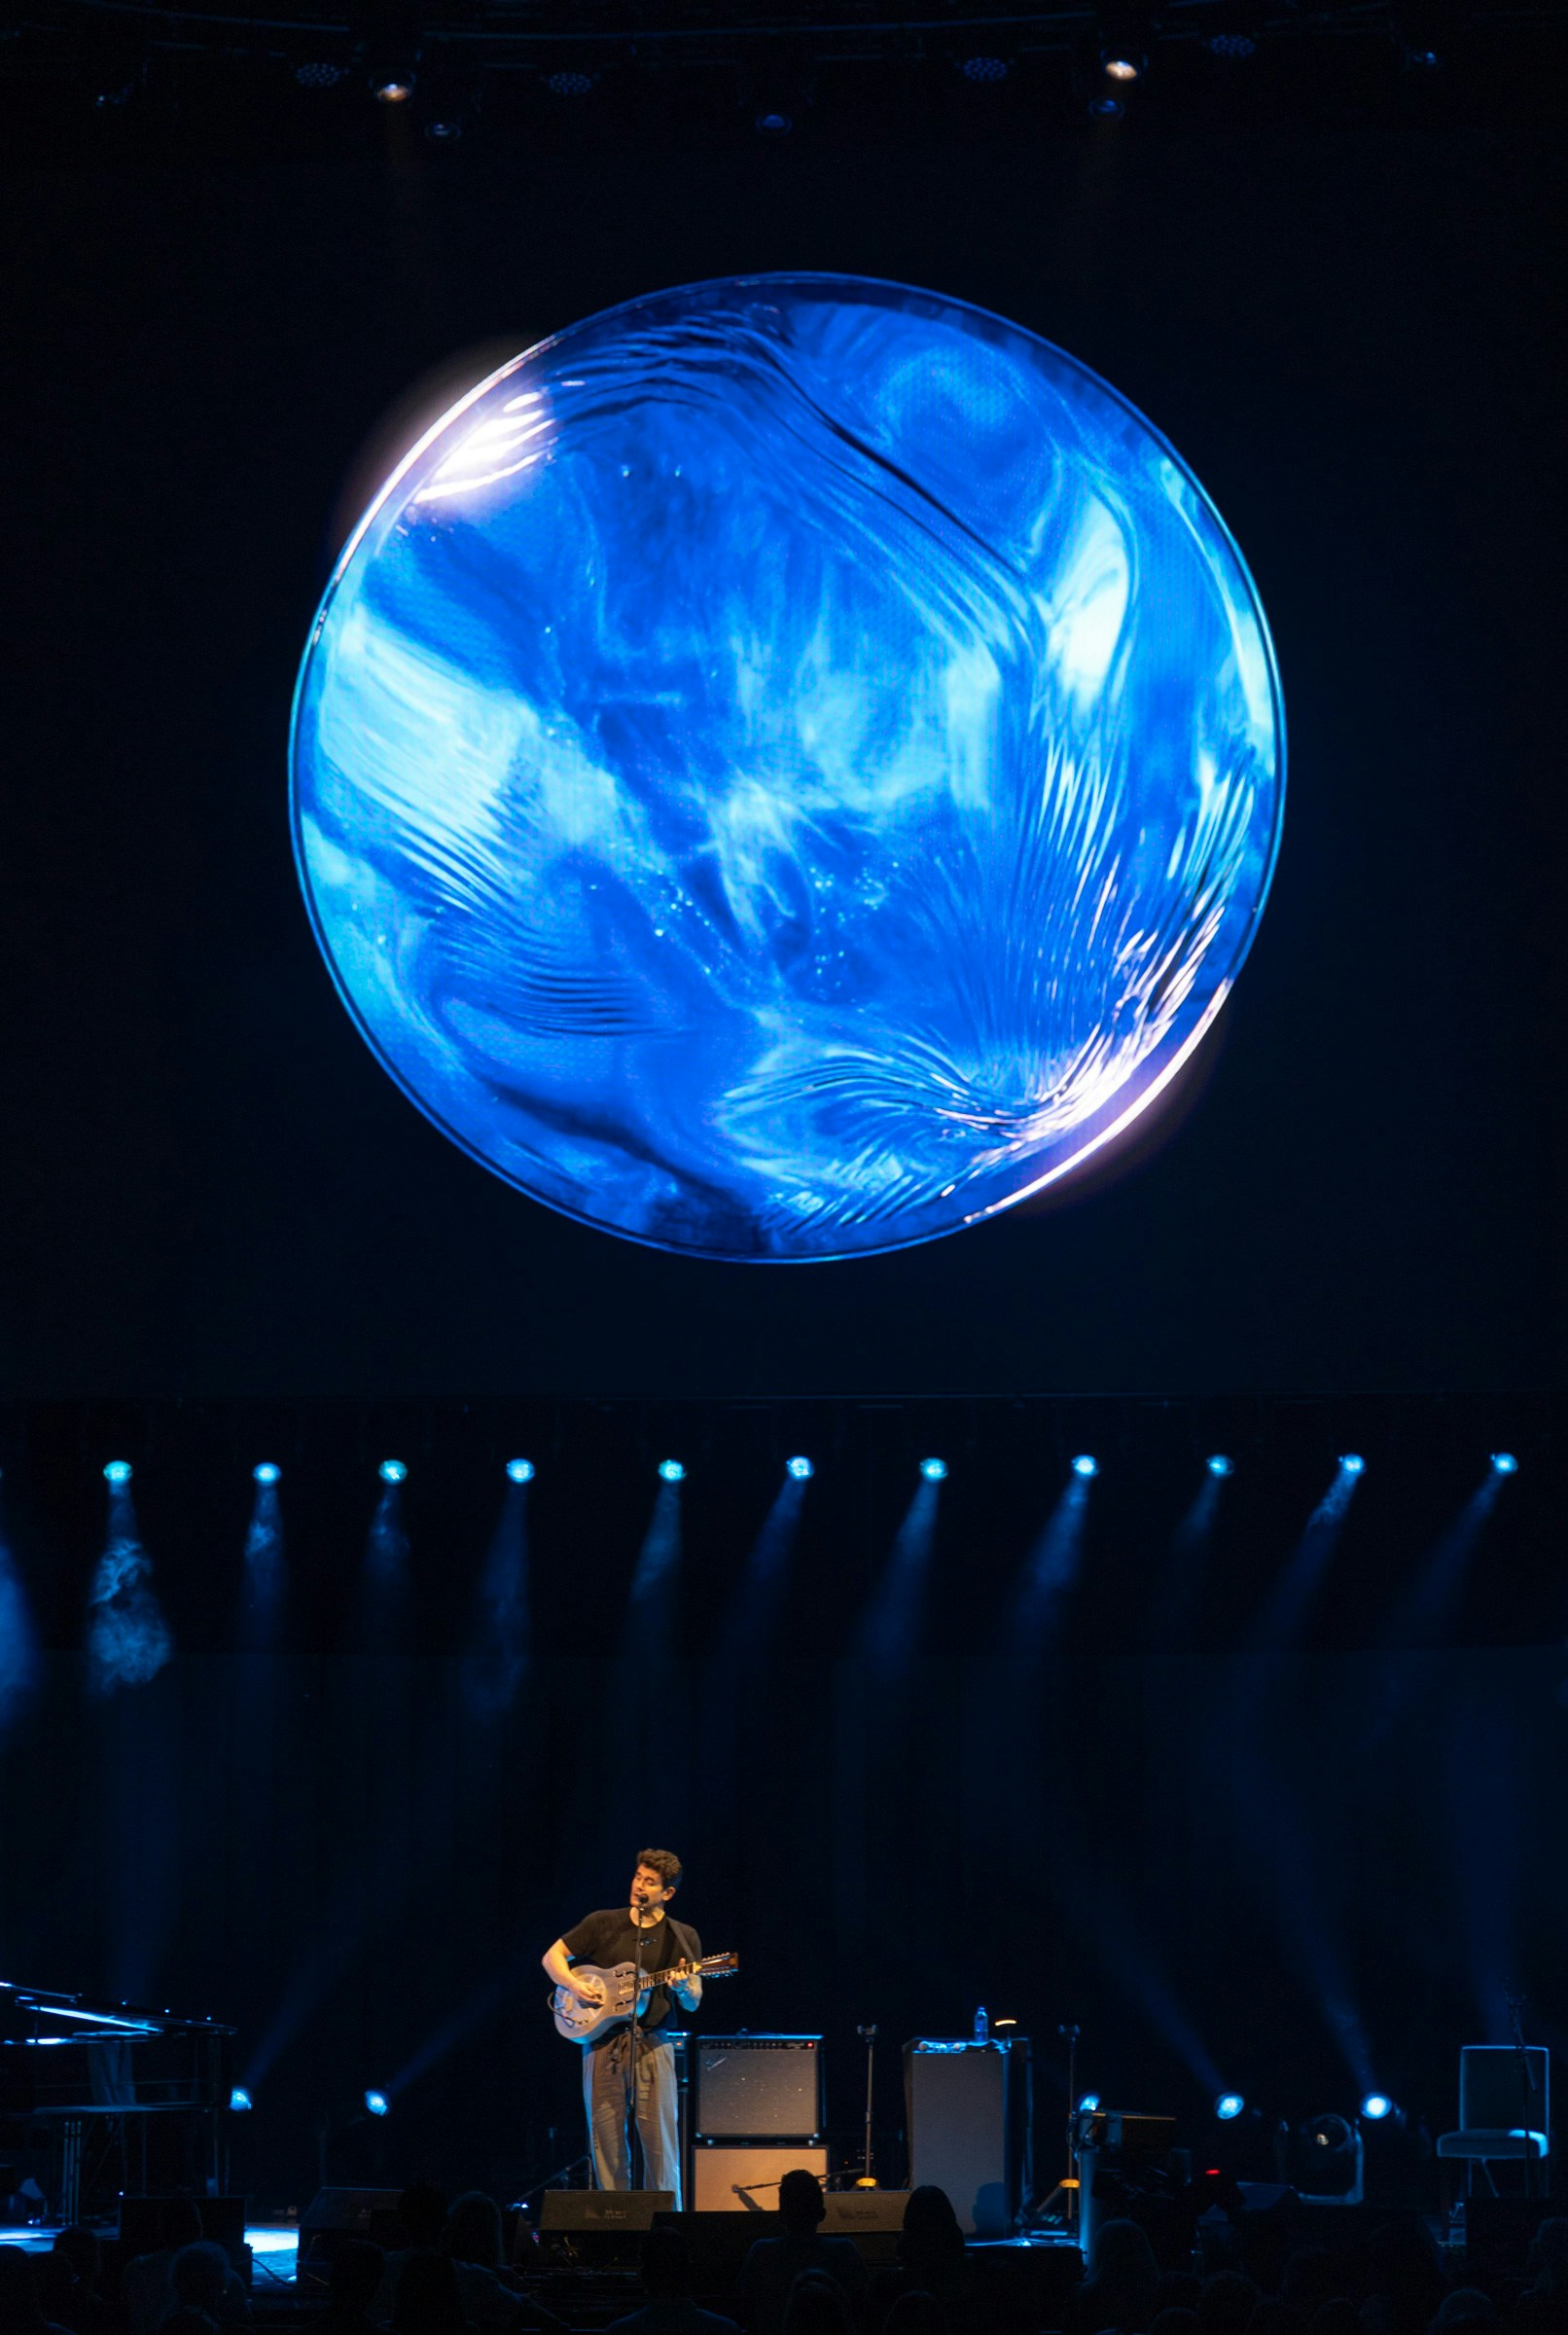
left=1207, top=1455, right=1233, bottom=1478
left=659, top=1460, right=685, bottom=1484
left=786, top=1456, right=813, bottom=1480
left=1339, top=1454, right=1365, bottom=1475
left=103, top=1460, right=133, bottom=1486
left=292, top=276, right=1283, bottom=1263
left=253, top=1463, right=281, bottom=1486
left=378, top=1460, right=407, bottom=1484
left=506, top=1458, right=535, bottom=1483
left=920, top=1458, right=947, bottom=1483
left=230, top=2086, right=253, bottom=2112
left=364, top=2089, right=389, bottom=2117
left=1216, top=2092, right=1245, bottom=2120
left=1078, top=2093, right=1101, bottom=2112
left=1072, top=1455, right=1098, bottom=1479
left=1491, top=1452, right=1517, bottom=1475
left=1361, top=2092, right=1392, bottom=2120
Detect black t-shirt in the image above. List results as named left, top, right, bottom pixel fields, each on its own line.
left=561, top=1908, right=701, bottom=2043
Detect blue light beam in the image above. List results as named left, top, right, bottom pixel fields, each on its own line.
left=462, top=1472, right=532, bottom=1719
left=88, top=1481, right=172, bottom=1696
left=0, top=1495, right=40, bottom=1731
left=1007, top=1472, right=1090, bottom=1651
left=857, top=1477, right=942, bottom=1670
left=1250, top=1458, right=1365, bottom=1650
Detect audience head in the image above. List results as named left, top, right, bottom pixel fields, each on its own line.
left=1199, top=2271, right=1265, bottom=2335
left=391, top=2254, right=463, bottom=2335
left=156, top=2205, right=204, bottom=2257
left=0, top=2248, right=46, bottom=2335
left=169, top=2245, right=230, bottom=2318
left=779, top=2171, right=827, bottom=2237
left=397, top=2187, right=449, bottom=2253
left=1430, top=2299, right=1497, bottom=2335
left=1092, top=2218, right=1161, bottom=2294
left=882, top=2296, right=947, bottom=2335
left=782, top=2271, right=855, bottom=2334
left=640, top=2229, right=695, bottom=2301
left=328, top=2241, right=385, bottom=2316
left=1529, top=2224, right=1568, bottom=2294
left=443, top=2195, right=502, bottom=2272
left=899, top=2187, right=966, bottom=2279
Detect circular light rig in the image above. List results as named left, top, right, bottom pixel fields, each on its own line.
left=253, top=1462, right=281, bottom=1486
left=1216, top=2092, right=1245, bottom=2120
left=230, top=2086, right=253, bottom=2112
left=1338, top=1454, right=1366, bottom=1476
left=658, top=1459, right=686, bottom=1484
left=1207, top=1454, right=1234, bottom=1478
left=1361, top=2092, right=1393, bottom=2120
left=920, top=1457, right=947, bottom=1483
left=103, top=1460, right=133, bottom=1486
left=1072, top=1454, right=1099, bottom=1480
left=506, top=1458, right=535, bottom=1484
left=364, top=2089, right=390, bottom=2117
left=378, top=1459, right=408, bottom=1485
left=1491, top=1452, right=1518, bottom=1476
left=786, top=1456, right=814, bottom=1481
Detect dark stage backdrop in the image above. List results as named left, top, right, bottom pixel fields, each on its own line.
left=4, top=111, right=1565, bottom=1399
left=1, top=1396, right=1564, bottom=2208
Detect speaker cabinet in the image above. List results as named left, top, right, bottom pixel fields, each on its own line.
left=695, top=2036, right=823, bottom=2138
left=905, top=2038, right=1028, bottom=2236
left=692, top=2143, right=830, bottom=2211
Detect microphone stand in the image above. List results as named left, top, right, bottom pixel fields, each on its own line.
left=1059, top=2024, right=1082, bottom=2239
left=627, top=1901, right=649, bottom=2192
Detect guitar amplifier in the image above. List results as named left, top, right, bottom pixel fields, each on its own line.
left=906, top=2036, right=1029, bottom=2237
left=695, top=2036, right=823, bottom=2139
left=537, top=2190, right=675, bottom=2265
left=691, top=2142, right=829, bottom=2210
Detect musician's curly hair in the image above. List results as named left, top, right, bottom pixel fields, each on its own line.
left=636, top=1847, right=683, bottom=1892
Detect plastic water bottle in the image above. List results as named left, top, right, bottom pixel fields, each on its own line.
left=973, top=2005, right=988, bottom=2042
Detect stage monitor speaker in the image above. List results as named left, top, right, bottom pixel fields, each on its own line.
left=692, top=2143, right=829, bottom=2211
left=695, top=2037, right=823, bottom=2138
left=300, top=2187, right=404, bottom=2233
left=537, top=2190, right=674, bottom=2231
left=822, top=2190, right=910, bottom=2235
left=906, top=2038, right=1027, bottom=2237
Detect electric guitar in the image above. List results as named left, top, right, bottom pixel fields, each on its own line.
left=550, top=1950, right=738, bottom=2045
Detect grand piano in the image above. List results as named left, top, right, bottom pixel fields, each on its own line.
left=0, top=1981, right=235, bottom=2222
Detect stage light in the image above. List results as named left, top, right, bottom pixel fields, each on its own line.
left=1338, top=1454, right=1365, bottom=1475
left=786, top=1456, right=813, bottom=1480
left=1361, top=2092, right=1392, bottom=2120
left=920, top=1458, right=947, bottom=1483
left=544, top=69, right=594, bottom=97
left=1207, top=1455, right=1233, bottom=1478
left=1205, top=30, right=1258, bottom=56
left=364, top=2089, right=389, bottom=2116
left=378, top=1459, right=407, bottom=1484
left=659, top=1460, right=685, bottom=1484
left=1072, top=1455, right=1098, bottom=1479
left=1216, top=2092, right=1245, bottom=2119
left=103, top=1461, right=133, bottom=1485
left=958, top=54, right=1011, bottom=82
left=506, top=1458, right=535, bottom=1484
left=1078, top=2092, right=1101, bottom=2111
left=253, top=1463, right=281, bottom=1486
left=1088, top=93, right=1124, bottom=117
left=295, top=60, right=346, bottom=88
left=230, top=2086, right=253, bottom=2112
left=374, top=77, right=413, bottom=104
left=1102, top=53, right=1142, bottom=80
left=1491, top=1453, right=1517, bottom=1475
left=755, top=109, right=794, bottom=135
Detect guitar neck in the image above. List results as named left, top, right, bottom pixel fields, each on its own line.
left=638, top=1954, right=717, bottom=1992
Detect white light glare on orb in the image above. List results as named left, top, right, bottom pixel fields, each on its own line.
left=506, top=1457, right=535, bottom=1483
left=253, top=1462, right=281, bottom=1485
left=292, top=275, right=1283, bottom=1262
left=1216, top=2092, right=1245, bottom=2120
left=1072, top=1454, right=1098, bottom=1479
left=103, top=1460, right=133, bottom=1486
left=787, top=1455, right=814, bottom=1480
left=920, top=1458, right=947, bottom=1483
left=659, top=1459, right=686, bottom=1484
left=378, top=1459, right=408, bottom=1485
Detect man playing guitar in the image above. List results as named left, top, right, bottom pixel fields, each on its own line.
left=542, top=1850, right=702, bottom=2205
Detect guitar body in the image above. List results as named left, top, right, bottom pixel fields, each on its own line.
left=550, top=1951, right=738, bottom=2045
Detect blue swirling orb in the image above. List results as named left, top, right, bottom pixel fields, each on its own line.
left=292, top=274, right=1284, bottom=1260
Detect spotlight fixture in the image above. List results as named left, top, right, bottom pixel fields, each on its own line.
left=506, top=1458, right=535, bottom=1484
left=1072, top=1455, right=1098, bottom=1479
left=786, top=1456, right=814, bottom=1481
left=1338, top=1454, right=1366, bottom=1476
left=253, top=1463, right=281, bottom=1486
left=373, top=76, right=414, bottom=104
left=1102, top=53, right=1142, bottom=81
left=1207, top=1454, right=1234, bottom=1478
left=378, top=1459, right=407, bottom=1485
left=425, top=118, right=462, bottom=141
left=1205, top=30, right=1258, bottom=57
left=957, top=54, right=1011, bottom=82
left=543, top=68, right=594, bottom=97
left=364, top=2089, right=389, bottom=2117
left=1491, top=1452, right=1518, bottom=1476
left=755, top=108, right=794, bottom=135
left=658, top=1459, right=686, bottom=1484
left=1216, top=2092, right=1245, bottom=2119
left=1077, top=2092, right=1101, bottom=2111
left=1088, top=93, right=1124, bottom=118
left=1361, top=2092, right=1393, bottom=2120
left=230, top=2086, right=253, bottom=2112
left=295, top=60, right=346, bottom=87
left=103, top=1460, right=133, bottom=1486
left=920, top=1457, right=947, bottom=1483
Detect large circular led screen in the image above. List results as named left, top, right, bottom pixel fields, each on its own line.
left=292, top=274, right=1284, bottom=1260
